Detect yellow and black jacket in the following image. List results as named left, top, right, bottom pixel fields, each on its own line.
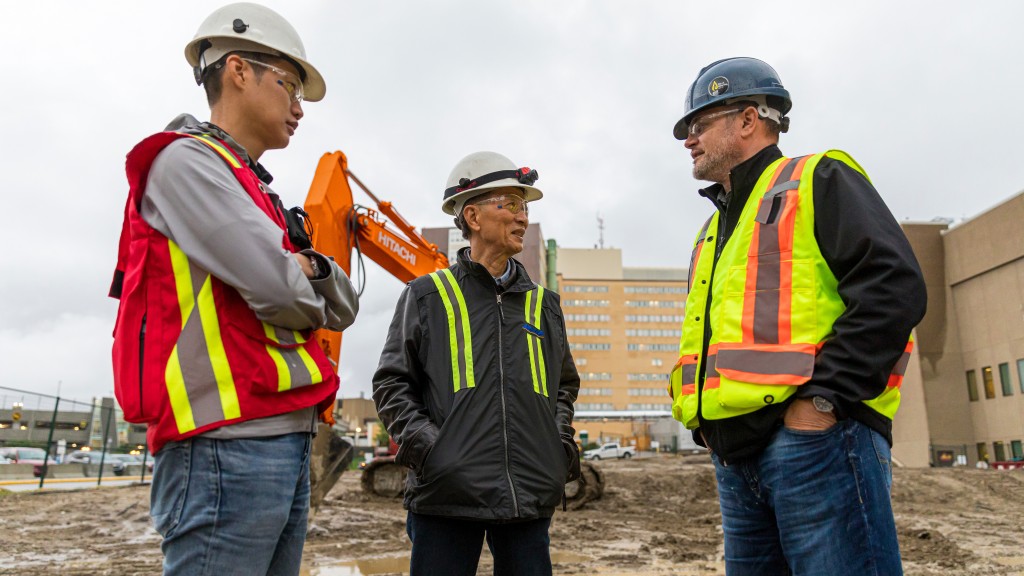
left=373, top=248, right=580, bottom=520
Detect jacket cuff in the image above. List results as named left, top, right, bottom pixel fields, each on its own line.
left=395, top=422, right=439, bottom=471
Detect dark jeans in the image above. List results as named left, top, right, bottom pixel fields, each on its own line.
left=406, top=512, right=552, bottom=576
left=713, top=419, right=902, bottom=576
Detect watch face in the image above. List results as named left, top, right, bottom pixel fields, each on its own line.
left=813, top=396, right=834, bottom=413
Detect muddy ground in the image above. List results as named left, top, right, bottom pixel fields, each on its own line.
left=1, top=454, right=1023, bottom=575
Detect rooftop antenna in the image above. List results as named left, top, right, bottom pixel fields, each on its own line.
left=597, top=213, right=605, bottom=249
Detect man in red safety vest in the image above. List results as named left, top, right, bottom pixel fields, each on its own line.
left=669, top=57, right=926, bottom=575
left=109, top=4, right=358, bottom=573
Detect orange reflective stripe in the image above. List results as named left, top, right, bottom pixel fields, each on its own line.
left=777, top=156, right=809, bottom=344
left=886, top=340, right=914, bottom=388
left=704, top=377, right=721, bottom=390
left=681, top=384, right=696, bottom=395
left=742, top=157, right=813, bottom=346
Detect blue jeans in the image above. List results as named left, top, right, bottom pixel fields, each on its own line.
left=712, top=419, right=901, bottom=576
left=406, top=512, right=552, bottom=576
left=150, top=433, right=313, bottom=576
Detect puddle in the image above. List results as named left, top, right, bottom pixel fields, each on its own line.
left=303, top=550, right=593, bottom=575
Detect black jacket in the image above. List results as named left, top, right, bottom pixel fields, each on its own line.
left=372, top=248, right=580, bottom=520
left=695, top=145, right=927, bottom=462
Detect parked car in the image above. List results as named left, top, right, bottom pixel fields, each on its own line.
left=583, top=442, right=636, bottom=461
left=0, top=447, right=57, bottom=477
left=63, top=451, right=151, bottom=475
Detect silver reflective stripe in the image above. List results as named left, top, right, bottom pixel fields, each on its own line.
left=716, top=348, right=813, bottom=378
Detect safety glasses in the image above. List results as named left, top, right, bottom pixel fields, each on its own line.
left=241, top=58, right=304, bottom=103
left=687, top=107, right=745, bottom=138
left=474, top=195, right=529, bottom=215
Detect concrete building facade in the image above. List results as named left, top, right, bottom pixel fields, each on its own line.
left=903, top=191, right=1024, bottom=465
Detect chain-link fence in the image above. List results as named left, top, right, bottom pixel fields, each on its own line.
left=0, top=386, right=151, bottom=489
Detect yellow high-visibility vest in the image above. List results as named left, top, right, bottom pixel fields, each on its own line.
left=669, top=151, right=911, bottom=428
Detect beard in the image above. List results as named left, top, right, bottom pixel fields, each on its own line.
left=692, top=125, right=742, bottom=184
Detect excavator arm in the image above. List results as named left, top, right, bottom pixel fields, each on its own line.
left=303, top=150, right=449, bottom=367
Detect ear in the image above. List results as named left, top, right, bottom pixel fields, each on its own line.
left=463, top=205, right=483, bottom=233
left=223, top=54, right=248, bottom=92
left=738, top=107, right=759, bottom=138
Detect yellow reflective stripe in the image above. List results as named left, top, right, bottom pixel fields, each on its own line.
left=441, top=269, right=475, bottom=388
left=190, top=134, right=242, bottom=169
left=430, top=272, right=462, bottom=392
left=197, top=275, right=240, bottom=419
left=164, top=347, right=196, bottom=433
left=263, top=323, right=292, bottom=392
left=534, top=286, right=547, bottom=397
left=525, top=290, right=540, bottom=394
left=296, top=346, right=323, bottom=385
left=167, top=241, right=197, bottom=433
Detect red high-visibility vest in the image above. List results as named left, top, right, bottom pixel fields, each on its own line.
left=110, top=131, right=338, bottom=453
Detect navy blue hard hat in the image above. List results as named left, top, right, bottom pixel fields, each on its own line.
left=673, top=57, right=792, bottom=140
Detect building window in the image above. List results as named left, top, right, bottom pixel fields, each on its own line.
left=625, top=300, right=685, bottom=308
left=567, top=328, right=611, bottom=337
left=999, top=363, right=1013, bottom=396
left=570, top=343, right=611, bottom=351
left=628, top=344, right=677, bottom=352
left=627, top=373, right=670, bottom=381
left=966, top=370, right=978, bottom=401
left=994, top=441, right=1007, bottom=462
left=579, top=372, right=612, bottom=381
left=624, top=286, right=688, bottom=294
left=627, top=403, right=672, bottom=410
left=563, top=285, right=608, bottom=293
left=625, top=314, right=685, bottom=323
left=563, top=300, right=610, bottom=308
left=575, top=358, right=588, bottom=366
left=575, top=403, right=614, bottom=411
left=625, top=329, right=681, bottom=338
left=578, top=388, right=612, bottom=396
left=628, top=388, right=667, bottom=396
left=565, top=314, right=610, bottom=322
left=1017, top=359, right=1024, bottom=394
left=982, top=366, right=995, bottom=399
left=977, top=442, right=989, bottom=462
left=651, top=358, right=663, bottom=367
left=1012, top=440, right=1023, bottom=460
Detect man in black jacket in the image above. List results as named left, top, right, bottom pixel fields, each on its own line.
left=670, top=58, right=926, bottom=575
left=372, top=151, right=581, bottom=576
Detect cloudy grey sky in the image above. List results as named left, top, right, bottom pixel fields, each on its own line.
left=2, top=1, right=1021, bottom=406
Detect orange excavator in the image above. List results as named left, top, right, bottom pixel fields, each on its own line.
left=298, top=150, right=448, bottom=509
left=301, top=151, right=603, bottom=510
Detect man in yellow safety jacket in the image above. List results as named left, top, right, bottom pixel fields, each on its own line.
left=670, top=57, right=926, bottom=575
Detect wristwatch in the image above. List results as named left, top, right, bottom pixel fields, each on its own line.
left=812, top=396, right=835, bottom=413
left=308, top=254, right=322, bottom=278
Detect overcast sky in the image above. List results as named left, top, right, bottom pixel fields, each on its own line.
left=2, top=1, right=1022, bottom=408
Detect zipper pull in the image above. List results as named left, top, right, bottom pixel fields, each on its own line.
left=496, top=292, right=505, bottom=321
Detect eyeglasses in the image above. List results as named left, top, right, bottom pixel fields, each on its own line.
left=241, top=58, right=304, bottom=103
left=686, top=108, right=745, bottom=138
left=474, top=195, right=529, bottom=215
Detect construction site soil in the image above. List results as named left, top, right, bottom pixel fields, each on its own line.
left=2, top=454, right=1023, bottom=575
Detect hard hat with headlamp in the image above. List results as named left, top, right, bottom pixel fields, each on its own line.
left=185, top=2, right=326, bottom=102
left=673, top=57, right=791, bottom=140
left=441, top=151, right=543, bottom=216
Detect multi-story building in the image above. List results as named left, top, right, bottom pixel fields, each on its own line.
left=556, top=247, right=692, bottom=451
left=902, top=190, right=1024, bottom=466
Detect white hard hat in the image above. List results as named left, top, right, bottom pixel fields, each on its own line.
left=442, top=151, right=544, bottom=216
left=185, top=2, right=326, bottom=102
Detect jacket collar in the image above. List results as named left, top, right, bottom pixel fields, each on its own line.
left=455, top=247, right=535, bottom=293
left=163, top=113, right=275, bottom=184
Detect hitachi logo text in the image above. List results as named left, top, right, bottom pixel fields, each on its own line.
left=378, top=231, right=417, bottom=266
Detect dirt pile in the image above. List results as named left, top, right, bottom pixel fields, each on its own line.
left=1, top=455, right=1022, bottom=575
